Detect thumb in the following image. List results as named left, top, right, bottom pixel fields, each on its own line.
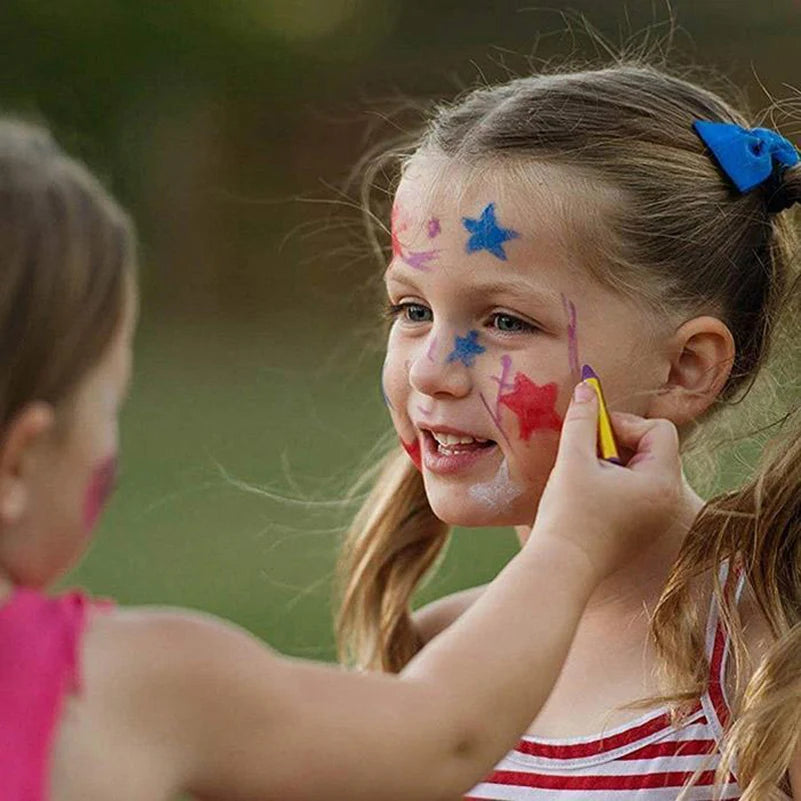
left=555, top=380, right=599, bottom=466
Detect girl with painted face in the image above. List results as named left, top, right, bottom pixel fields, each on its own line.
left=0, top=119, right=687, bottom=801
left=338, top=64, right=801, bottom=800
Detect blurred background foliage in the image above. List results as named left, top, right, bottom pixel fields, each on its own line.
left=1, top=0, right=799, bottom=659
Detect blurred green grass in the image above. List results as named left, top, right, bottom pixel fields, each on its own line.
left=64, top=314, right=520, bottom=660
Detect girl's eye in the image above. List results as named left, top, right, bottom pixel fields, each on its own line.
left=490, top=313, right=537, bottom=334
left=385, top=302, right=433, bottom=324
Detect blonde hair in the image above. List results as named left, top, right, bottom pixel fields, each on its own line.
left=337, top=450, right=448, bottom=671
left=337, top=60, right=801, bottom=794
left=653, top=409, right=801, bottom=800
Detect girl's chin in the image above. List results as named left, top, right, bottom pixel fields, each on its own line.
left=426, top=493, right=535, bottom=529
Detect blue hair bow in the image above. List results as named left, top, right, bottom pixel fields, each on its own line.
left=693, top=120, right=799, bottom=194
left=693, top=120, right=799, bottom=193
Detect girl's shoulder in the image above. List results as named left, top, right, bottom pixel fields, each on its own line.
left=51, top=604, right=284, bottom=801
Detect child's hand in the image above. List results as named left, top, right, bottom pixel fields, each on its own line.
left=531, top=380, right=684, bottom=582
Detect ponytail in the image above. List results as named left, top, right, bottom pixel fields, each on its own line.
left=652, top=413, right=801, bottom=798
left=336, top=449, right=450, bottom=672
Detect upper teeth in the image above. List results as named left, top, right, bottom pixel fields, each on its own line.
left=432, top=432, right=487, bottom=445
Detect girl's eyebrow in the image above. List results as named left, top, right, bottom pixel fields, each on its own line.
left=384, top=264, right=562, bottom=307
left=462, top=279, right=562, bottom=306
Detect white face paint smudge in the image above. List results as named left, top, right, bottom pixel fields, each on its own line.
left=468, top=459, right=524, bottom=510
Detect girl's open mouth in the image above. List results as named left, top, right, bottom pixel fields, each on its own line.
left=421, top=430, right=497, bottom=474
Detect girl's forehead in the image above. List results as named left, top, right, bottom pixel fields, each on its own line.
left=392, top=156, right=596, bottom=283
left=395, top=155, right=586, bottom=241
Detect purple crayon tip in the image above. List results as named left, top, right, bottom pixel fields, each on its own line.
left=581, top=363, right=598, bottom=381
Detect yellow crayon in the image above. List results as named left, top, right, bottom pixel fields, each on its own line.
left=580, top=364, right=621, bottom=464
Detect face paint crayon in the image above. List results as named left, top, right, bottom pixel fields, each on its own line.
left=581, top=364, right=621, bottom=464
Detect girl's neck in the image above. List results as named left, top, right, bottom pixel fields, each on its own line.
left=517, top=483, right=704, bottom=618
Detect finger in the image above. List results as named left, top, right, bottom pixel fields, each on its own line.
left=610, top=413, right=679, bottom=470
left=608, top=412, right=654, bottom=452
left=555, top=380, right=599, bottom=465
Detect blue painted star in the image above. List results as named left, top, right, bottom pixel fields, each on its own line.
left=447, top=330, right=486, bottom=367
left=462, top=202, right=520, bottom=261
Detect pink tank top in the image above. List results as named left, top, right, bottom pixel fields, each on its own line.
left=0, top=587, right=110, bottom=801
left=466, top=564, right=744, bottom=800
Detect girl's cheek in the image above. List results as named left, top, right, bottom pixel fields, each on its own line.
left=381, top=347, right=422, bottom=470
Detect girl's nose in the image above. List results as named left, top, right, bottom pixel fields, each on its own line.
left=408, top=334, right=473, bottom=399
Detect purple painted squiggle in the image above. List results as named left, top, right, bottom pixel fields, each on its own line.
left=403, top=249, right=439, bottom=271
left=490, top=355, right=514, bottom=416
left=562, top=294, right=579, bottom=377
left=479, top=392, right=513, bottom=449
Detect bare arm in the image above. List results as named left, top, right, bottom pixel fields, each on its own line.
left=69, top=389, right=685, bottom=801
left=119, top=537, right=596, bottom=801
left=178, top=392, right=684, bottom=801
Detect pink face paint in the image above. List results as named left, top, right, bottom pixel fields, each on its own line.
left=491, top=355, right=514, bottom=417
left=478, top=392, right=513, bottom=449
left=426, top=336, right=438, bottom=362
left=561, top=294, right=580, bottom=377
left=391, top=203, right=406, bottom=260
left=401, top=438, right=422, bottom=471
left=390, top=202, right=439, bottom=271
left=498, top=373, right=562, bottom=442
left=403, top=248, right=438, bottom=272
left=83, top=455, right=118, bottom=533
left=427, top=217, right=441, bottom=238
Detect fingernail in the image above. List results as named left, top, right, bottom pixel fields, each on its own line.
left=574, top=381, right=595, bottom=403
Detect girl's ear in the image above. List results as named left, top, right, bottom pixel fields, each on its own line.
left=645, top=316, right=735, bottom=425
left=0, top=403, right=55, bottom=526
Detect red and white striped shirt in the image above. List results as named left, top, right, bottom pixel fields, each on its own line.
left=466, top=567, right=743, bottom=800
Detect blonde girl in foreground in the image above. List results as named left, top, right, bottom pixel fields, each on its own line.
left=0, top=119, right=687, bottom=801
left=337, top=61, right=801, bottom=799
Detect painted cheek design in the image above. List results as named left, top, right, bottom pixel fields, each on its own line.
left=478, top=355, right=514, bottom=448
left=427, top=217, right=441, bottom=238
left=83, top=455, right=118, bottom=532
left=401, top=438, right=422, bottom=471
left=462, top=202, right=520, bottom=261
left=498, top=373, right=562, bottom=442
left=446, top=330, right=485, bottom=367
left=562, top=294, right=580, bottom=376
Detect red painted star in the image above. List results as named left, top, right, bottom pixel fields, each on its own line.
left=498, top=373, right=562, bottom=442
